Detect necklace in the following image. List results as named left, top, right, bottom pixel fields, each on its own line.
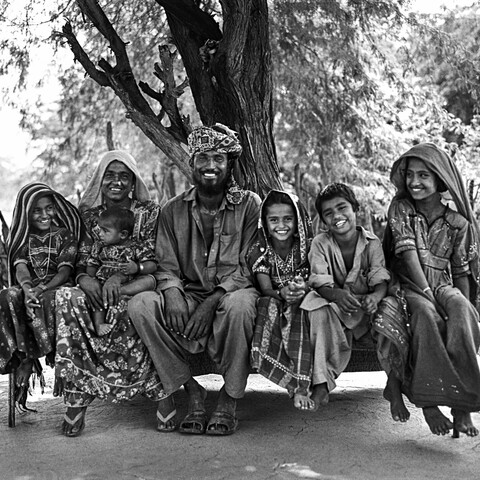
left=28, top=229, right=53, bottom=281
left=273, top=244, right=296, bottom=288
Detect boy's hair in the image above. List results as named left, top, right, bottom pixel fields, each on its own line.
left=98, top=206, right=134, bottom=236
left=262, top=190, right=295, bottom=227
left=315, top=183, right=360, bottom=221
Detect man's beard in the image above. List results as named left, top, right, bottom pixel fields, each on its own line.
left=193, top=169, right=231, bottom=196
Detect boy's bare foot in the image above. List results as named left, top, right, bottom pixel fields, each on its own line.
left=156, top=394, right=177, bottom=432
left=311, top=383, right=329, bottom=411
left=179, top=378, right=208, bottom=434
left=16, top=358, right=33, bottom=389
left=451, top=409, right=479, bottom=437
left=293, top=393, right=316, bottom=411
left=383, top=374, right=409, bottom=422
left=422, top=406, right=453, bottom=435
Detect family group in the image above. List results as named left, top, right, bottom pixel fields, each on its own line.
left=0, top=123, right=479, bottom=440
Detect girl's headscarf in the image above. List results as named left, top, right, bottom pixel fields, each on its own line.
left=247, top=190, right=313, bottom=274
left=389, top=142, right=480, bottom=299
left=79, top=150, right=150, bottom=212
left=7, top=182, right=84, bottom=286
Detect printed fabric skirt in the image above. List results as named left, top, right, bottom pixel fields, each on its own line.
left=251, top=296, right=311, bottom=396
left=0, top=286, right=57, bottom=374
left=55, top=286, right=166, bottom=407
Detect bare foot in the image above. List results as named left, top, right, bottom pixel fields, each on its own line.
left=383, top=373, right=410, bottom=422
left=156, top=394, right=177, bottom=432
left=293, top=393, right=316, bottom=411
left=16, top=358, right=33, bottom=389
left=311, top=383, right=329, bottom=411
left=423, top=406, right=453, bottom=435
left=451, top=409, right=479, bottom=437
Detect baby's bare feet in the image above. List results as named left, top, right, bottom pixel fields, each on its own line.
left=97, top=324, right=113, bottom=336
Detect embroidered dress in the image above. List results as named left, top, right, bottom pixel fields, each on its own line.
left=383, top=143, right=480, bottom=411
left=88, top=240, right=156, bottom=284
left=55, top=152, right=165, bottom=405
left=246, top=191, right=313, bottom=396
left=0, top=182, right=82, bottom=375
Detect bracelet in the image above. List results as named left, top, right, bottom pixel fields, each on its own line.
left=422, top=286, right=431, bottom=293
left=20, top=280, right=33, bottom=288
left=75, top=273, right=89, bottom=284
left=138, top=263, right=144, bottom=274
left=38, top=284, right=48, bottom=292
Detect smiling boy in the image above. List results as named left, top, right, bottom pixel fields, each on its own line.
left=301, top=183, right=390, bottom=409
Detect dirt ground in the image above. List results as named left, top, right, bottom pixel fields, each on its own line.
left=1, top=370, right=479, bottom=480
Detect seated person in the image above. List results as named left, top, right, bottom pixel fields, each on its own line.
left=86, top=206, right=156, bottom=335
left=302, top=183, right=389, bottom=410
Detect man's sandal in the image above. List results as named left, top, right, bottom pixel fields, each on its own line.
left=62, top=407, right=86, bottom=437
left=179, top=411, right=208, bottom=435
left=157, top=408, right=177, bottom=432
left=206, top=411, right=238, bottom=436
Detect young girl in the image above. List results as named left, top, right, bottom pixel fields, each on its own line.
left=385, top=143, right=480, bottom=438
left=302, top=183, right=390, bottom=409
left=0, top=182, right=82, bottom=405
left=247, top=190, right=314, bottom=410
left=86, top=206, right=157, bottom=335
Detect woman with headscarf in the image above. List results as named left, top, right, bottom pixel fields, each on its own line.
left=0, top=183, right=82, bottom=406
left=54, top=150, right=165, bottom=437
left=246, top=190, right=314, bottom=410
left=383, top=142, right=480, bottom=438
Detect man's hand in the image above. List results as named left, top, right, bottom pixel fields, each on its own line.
left=164, top=288, right=189, bottom=334
left=183, top=290, right=224, bottom=340
left=78, top=275, right=103, bottom=310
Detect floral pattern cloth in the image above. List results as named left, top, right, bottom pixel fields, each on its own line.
left=55, top=199, right=165, bottom=406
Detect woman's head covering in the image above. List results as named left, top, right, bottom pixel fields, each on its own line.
left=79, top=150, right=150, bottom=212
left=390, top=142, right=480, bottom=301
left=7, top=182, right=84, bottom=286
left=247, top=189, right=313, bottom=275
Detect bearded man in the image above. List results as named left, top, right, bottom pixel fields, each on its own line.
left=129, top=124, right=261, bottom=435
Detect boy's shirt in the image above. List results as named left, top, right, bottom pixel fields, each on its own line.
left=301, top=226, right=390, bottom=337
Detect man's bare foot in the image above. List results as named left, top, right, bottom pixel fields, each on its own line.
left=311, top=383, right=329, bottom=411
left=156, top=394, right=177, bottom=432
left=423, top=406, right=453, bottom=435
left=383, top=373, right=410, bottom=422
left=451, top=409, right=479, bottom=438
left=179, top=378, right=208, bottom=434
left=293, top=393, right=316, bottom=411
left=206, top=385, right=238, bottom=435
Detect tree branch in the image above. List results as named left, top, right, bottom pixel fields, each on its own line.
left=59, top=21, right=109, bottom=86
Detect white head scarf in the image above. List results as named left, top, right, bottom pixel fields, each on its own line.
left=78, top=150, right=150, bottom=212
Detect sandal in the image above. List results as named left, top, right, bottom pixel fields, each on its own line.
left=179, top=411, right=208, bottom=435
left=63, top=407, right=86, bottom=437
left=157, top=408, right=177, bottom=432
left=156, top=396, right=177, bottom=432
left=206, top=411, right=238, bottom=436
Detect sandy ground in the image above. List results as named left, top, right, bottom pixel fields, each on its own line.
left=1, top=370, right=479, bottom=480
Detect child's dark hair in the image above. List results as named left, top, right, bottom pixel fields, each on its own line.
left=315, top=183, right=360, bottom=221
left=98, top=206, right=134, bottom=236
left=262, top=190, right=295, bottom=227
